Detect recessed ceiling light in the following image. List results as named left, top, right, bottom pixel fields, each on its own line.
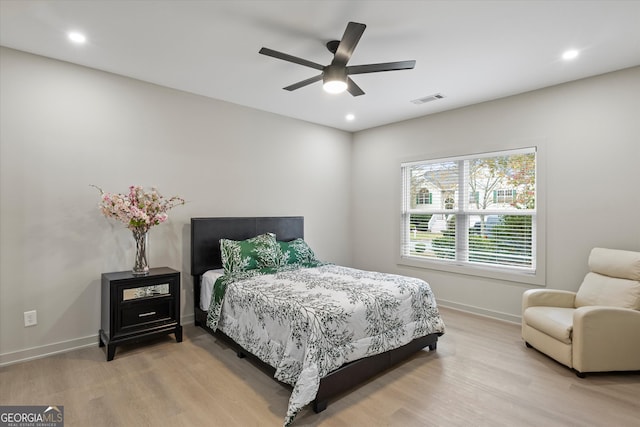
left=68, top=32, right=87, bottom=44
left=562, top=49, right=579, bottom=60
left=346, top=114, right=355, bottom=121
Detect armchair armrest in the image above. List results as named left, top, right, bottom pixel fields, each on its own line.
left=522, top=289, right=576, bottom=311
left=572, top=306, right=640, bottom=373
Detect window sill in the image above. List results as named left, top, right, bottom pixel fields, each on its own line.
left=397, top=255, right=545, bottom=286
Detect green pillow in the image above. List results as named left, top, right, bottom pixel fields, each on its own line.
left=220, top=233, right=279, bottom=274
left=278, top=238, right=319, bottom=265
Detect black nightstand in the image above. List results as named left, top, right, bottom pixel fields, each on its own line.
left=99, top=267, right=182, bottom=361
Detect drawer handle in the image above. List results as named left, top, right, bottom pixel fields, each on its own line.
left=138, top=311, right=157, bottom=317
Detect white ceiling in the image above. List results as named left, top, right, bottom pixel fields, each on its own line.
left=1, top=1, right=639, bottom=132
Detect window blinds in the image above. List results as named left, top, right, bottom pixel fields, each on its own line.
left=401, top=147, right=537, bottom=272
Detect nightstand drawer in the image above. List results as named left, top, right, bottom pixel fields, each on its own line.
left=121, top=299, right=173, bottom=329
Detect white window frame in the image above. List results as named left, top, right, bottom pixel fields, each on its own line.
left=398, top=146, right=546, bottom=286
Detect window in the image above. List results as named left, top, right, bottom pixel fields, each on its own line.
left=494, top=189, right=516, bottom=204
left=401, top=147, right=538, bottom=278
left=415, top=188, right=432, bottom=205
left=469, top=191, right=480, bottom=205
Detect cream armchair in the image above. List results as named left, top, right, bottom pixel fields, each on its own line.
left=522, top=248, right=640, bottom=377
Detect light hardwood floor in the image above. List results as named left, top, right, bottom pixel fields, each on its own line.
left=1, top=307, right=638, bottom=426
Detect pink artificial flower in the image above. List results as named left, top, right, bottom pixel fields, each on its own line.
left=93, top=185, right=184, bottom=232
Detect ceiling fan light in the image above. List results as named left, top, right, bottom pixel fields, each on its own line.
left=323, top=80, right=348, bottom=94
left=323, top=66, right=348, bottom=94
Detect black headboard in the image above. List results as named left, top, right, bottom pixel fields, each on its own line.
left=190, top=216, right=304, bottom=277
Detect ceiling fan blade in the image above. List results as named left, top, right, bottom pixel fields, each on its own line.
left=332, top=22, right=366, bottom=67
left=259, top=47, right=324, bottom=71
left=347, top=77, right=365, bottom=97
left=347, top=60, right=416, bottom=75
left=283, top=74, right=323, bottom=91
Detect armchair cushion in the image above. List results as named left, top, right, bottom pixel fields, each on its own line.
left=588, top=248, right=640, bottom=280
left=523, top=307, right=574, bottom=344
left=575, top=272, right=640, bottom=309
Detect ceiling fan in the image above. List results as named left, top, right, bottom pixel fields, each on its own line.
left=259, top=21, right=416, bottom=96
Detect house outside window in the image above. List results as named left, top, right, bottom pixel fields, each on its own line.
left=401, top=147, right=538, bottom=279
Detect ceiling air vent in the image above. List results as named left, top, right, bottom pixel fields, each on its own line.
left=411, top=93, right=445, bottom=104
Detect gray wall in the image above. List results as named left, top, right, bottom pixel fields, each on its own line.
left=0, top=47, right=352, bottom=365
left=351, top=66, right=640, bottom=322
left=2, top=45, right=639, bottom=365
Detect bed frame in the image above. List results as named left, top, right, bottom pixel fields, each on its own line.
left=190, top=216, right=441, bottom=413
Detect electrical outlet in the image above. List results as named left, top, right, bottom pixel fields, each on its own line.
left=24, top=310, right=37, bottom=327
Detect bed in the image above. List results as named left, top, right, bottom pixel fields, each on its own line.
left=191, top=216, right=444, bottom=425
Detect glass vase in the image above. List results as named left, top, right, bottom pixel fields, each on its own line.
left=132, top=229, right=149, bottom=276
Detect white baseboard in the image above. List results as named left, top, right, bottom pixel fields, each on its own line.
left=437, top=298, right=522, bottom=324
left=0, top=334, right=98, bottom=367
left=0, top=314, right=196, bottom=367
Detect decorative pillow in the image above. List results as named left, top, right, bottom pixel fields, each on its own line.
left=278, top=238, right=320, bottom=265
left=220, top=233, right=279, bottom=274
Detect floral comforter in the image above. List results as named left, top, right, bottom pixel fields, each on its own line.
left=206, top=264, right=445, bottom=426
